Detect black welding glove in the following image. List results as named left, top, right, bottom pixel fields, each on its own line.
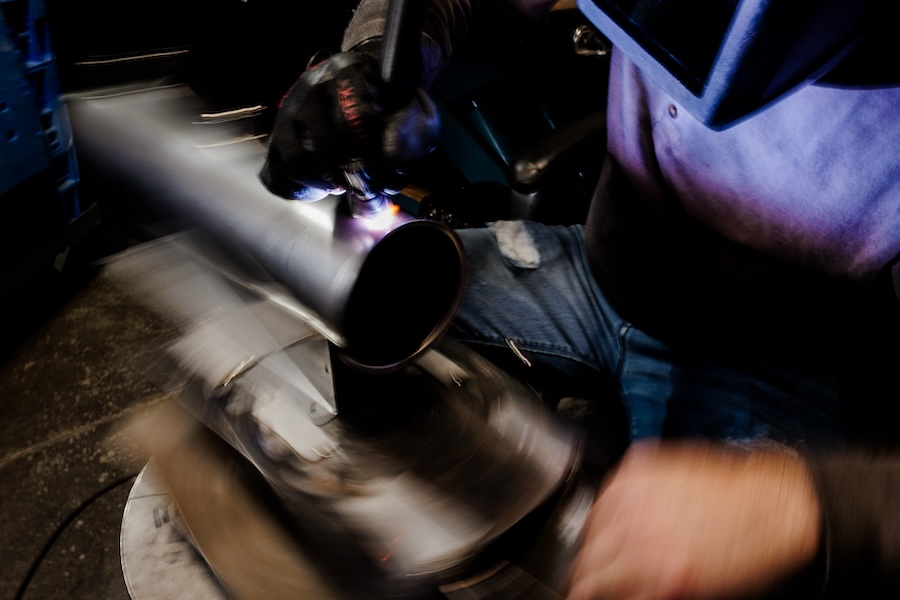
left=260, top=41, right=440, bottom=201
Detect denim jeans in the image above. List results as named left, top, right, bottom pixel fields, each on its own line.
left=449, top=221, right=848, bottom=449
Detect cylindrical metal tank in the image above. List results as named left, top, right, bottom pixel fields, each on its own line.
left=68, top=83, right=466, bottom=371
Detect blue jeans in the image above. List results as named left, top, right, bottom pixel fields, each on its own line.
left=450, top=222, right=847, bottom=448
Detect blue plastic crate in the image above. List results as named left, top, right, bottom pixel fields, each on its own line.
left=0, top=8, right=48, bottom=197
left=0, top=0, right=80, bottom=218
left=1, top=0, right=53, bottom=71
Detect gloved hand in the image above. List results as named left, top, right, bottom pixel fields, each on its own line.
left=260, top=42, right=440, bottom=201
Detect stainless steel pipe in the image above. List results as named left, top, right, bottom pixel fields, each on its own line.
left=68, top=84, right=466, bottom=371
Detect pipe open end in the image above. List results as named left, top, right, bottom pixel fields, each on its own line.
left=342, top=221, right=467, bottom=372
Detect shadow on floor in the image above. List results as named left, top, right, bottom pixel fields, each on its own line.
left=0, top=256, right=182, bottom=600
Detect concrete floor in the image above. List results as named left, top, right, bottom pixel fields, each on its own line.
left=0, top=257, right=181, bottom=600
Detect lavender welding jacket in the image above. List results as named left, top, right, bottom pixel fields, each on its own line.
left=584, top=49, right=900, bottom=367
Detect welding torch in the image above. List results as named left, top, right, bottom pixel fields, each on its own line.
left=342, top=0, right=427, bottom=219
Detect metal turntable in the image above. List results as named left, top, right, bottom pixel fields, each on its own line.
left=108, top=233, right=605, bottom=600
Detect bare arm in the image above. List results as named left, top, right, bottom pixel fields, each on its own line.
left=567, top=441, right=822, bottom=600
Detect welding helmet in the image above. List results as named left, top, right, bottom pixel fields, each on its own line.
left=576, top=0, right=892, bottom=128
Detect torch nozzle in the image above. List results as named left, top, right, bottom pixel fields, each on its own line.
left=343, top=165, right=391, bottom=218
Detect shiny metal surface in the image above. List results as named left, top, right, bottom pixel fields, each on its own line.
left=149, top=335, right=589, bottom=598
left=124, top=415, right=347, bottom=600
left=67, top=83, right=466, bottom=371
left=120, top=462, right=229, bottom=600
left=125, top=399, right=595, bottom=600
left=176, top=333, right=582, bottom=586
left=109, top=233, right=592, bottom=598
left=105, top=234, right=340, bottom=426
left=76, top=79, right=598, bottom=599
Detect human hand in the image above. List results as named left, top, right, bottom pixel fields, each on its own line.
left=567, top=441, right=822, bottom=600
left=260, top=43, right=439, bottom=201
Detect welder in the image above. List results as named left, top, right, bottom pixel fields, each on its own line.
left=260, top=0, right=900, bottom=597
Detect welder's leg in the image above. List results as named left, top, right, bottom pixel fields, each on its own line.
left=451, top=221, right=848, bottom=451
left=451, top=221, right=621, bottom=399
left=450, top=220, right=628, bottom=458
